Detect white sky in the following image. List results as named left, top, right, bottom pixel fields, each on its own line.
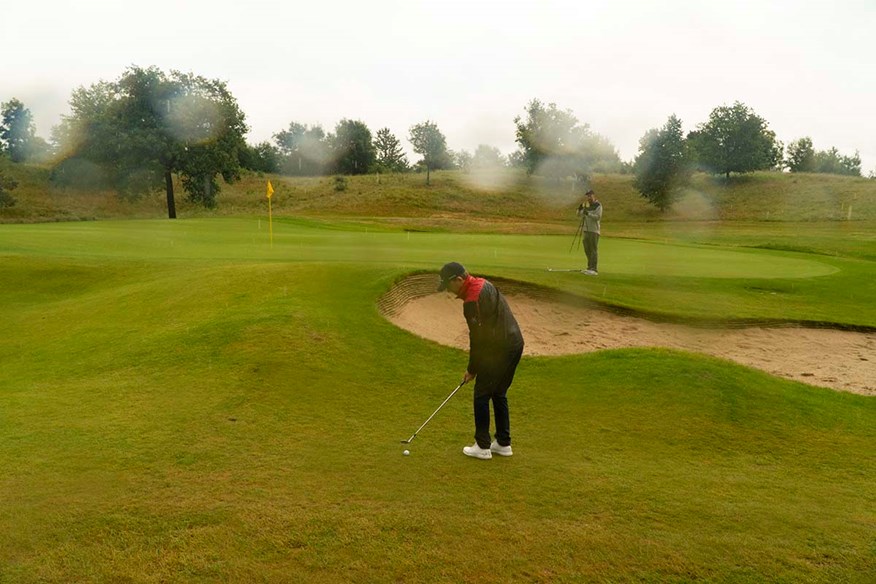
left=4, top=0, right=875, bottom=173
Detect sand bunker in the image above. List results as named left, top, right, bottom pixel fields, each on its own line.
left=379, top=275, right=875, bottom=396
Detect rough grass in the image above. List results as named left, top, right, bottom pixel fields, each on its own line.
left=3, top=158, right=875, bottom=227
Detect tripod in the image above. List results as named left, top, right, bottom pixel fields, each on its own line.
left=568, top=215, right=585, bottom=253
left=546, top=217, right=587, bottom=272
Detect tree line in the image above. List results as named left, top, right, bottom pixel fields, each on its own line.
left=633, top=102, right=865, bottom=210
left=0, top=66, right=870, bottom=215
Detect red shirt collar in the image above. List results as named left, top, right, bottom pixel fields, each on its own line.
left=456, top=274, right=473, bottom=299
left=457, top=274, right=485, bottom=302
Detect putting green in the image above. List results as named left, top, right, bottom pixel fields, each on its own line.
left=0, top=218, right=837, bottom=280
left=595, top=238, right=838, bottom=278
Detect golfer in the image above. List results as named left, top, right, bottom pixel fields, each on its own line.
left=577, top=189, right=602, bottom=275
left=437, top=262, right=524, bottom=460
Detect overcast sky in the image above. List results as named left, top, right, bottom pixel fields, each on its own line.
left=5, top=0, right=875, bottom=173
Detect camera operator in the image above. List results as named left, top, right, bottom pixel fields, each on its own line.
left=576, top=189, right=602, bottom=275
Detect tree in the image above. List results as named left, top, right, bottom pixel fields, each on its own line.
left=169, top=70, right=249, bottom=209
left=813, top=147, right=861, bottom=176
left=471, top=144, right=505, bottom=170
left=514, top=99, right=579, bottom=178
left=785, top=138, right=861, bottom=176
left=688, top=101, right=782, bottom=178
left=408, top=120, right=448, bottom=185
left=785, top=137, right=815, bottom=172
left=839, top=151, right=862, bottom=176
left=506, top=149, right=526, bottom=169
left=49, top=81, right=117, bottom=190
left=633, top=114, right=691, bottom=211
left=52, top=66, right=248, bottom=217
left=330, top=119, right=376, bottom=175
left=451, top=149, right=472, bottom=172
left=514, top=99, right=621, bottom=180
left=53, top=73, right=170, bottom=198
left=273, top=122, right=330, bottom=175
left=581, top=133, right=623, bottom=173
left=373, top=127, right=408, bottom=172
left=1, top=98, right=38, bottom=162
left=239, top=141, right=281, bottom=173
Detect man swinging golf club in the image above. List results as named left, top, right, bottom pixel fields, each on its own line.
left=438, top=262, right=524, bottom=460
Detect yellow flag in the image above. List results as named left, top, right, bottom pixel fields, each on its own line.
left=266, top=181, right=274, bottom=199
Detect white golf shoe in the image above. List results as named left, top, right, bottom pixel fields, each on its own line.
left=490, top=441, right=513, bottom=457
left=463, top=444, right=492, bottom=460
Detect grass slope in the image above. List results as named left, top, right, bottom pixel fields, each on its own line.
left=1, top=220, right=874, bottom=582
left=3, top=158, right=876, bottom=228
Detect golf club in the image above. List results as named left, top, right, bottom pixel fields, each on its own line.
left=401, top=378, right=467, bottom=444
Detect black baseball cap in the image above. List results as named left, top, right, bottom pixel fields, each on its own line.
left=437, top=262, right=467, bottom=291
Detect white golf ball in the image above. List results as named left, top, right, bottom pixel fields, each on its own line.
left=403, top=450, right=410, bottom=456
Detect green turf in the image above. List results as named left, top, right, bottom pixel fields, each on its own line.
left=1, top=218, right=873, bottom=326
left=0, top=219, right=874, bottom=582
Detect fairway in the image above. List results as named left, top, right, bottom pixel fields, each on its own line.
left=1, top=219, right=874, bottom=583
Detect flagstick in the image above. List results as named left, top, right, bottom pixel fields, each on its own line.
left=266, top=180, right=275, bottom=248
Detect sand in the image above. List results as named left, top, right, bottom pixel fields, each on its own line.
left=387, top=292, right=875, bottom=396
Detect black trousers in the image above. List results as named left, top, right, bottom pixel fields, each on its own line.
left=473, top=346, right=523, bottom=449
left=584, top=231, right=599, bottom=271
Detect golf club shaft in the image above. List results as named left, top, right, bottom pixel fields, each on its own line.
left=404, top=380, right=465, bottom=442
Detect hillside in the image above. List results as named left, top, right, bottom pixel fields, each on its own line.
left=2, top=157, right=875, bottom=229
